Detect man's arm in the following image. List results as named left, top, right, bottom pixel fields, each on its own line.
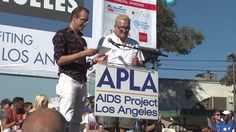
left=57, top=48, right=98, bottom=66
left=145, top=114, right=162, bottom=132
left=85, top=54, right=108, bottom=69
left=1, top=117, right=15, bottom=130
left=53, top=31, right=98, bottom=66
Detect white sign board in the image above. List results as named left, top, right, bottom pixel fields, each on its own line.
left=95, top=64, right=158, bottom=120
left=0, top=25, right=57, bottom=77
left=103, top=0, right=157, bottom=48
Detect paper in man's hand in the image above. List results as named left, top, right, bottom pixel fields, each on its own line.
left=98, top=46, right=111, bottom=55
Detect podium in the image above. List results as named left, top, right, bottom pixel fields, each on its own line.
left=94, top=64, right=158, bottom=120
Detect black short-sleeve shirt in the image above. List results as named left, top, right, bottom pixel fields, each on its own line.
left=53, top=27, right=90, bottom=82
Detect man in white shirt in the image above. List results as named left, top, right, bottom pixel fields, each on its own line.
left=97, top=14, right=145, bottom=132
left=98, top=15, right=144, bottom=67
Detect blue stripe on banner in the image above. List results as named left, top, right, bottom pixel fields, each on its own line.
left=0, top=12, right=67, bottom=32
left=0, top=0, right=93, bottom=37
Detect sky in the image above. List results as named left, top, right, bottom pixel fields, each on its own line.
left=158, top=0, right=236, bottom=80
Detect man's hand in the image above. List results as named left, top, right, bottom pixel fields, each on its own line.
left=131, top=57, right=142, bottom=66
left=94, top=54, right=108, bottom=64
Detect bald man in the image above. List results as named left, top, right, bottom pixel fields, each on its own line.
left=22, top=108, right=68, bottom=132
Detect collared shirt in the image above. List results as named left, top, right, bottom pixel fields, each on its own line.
left=212, top=121, right=221, bottom=132
left=53, top=27, right=90, bottom=82
left=0, top=109, right=8, bottom=120
left=98, top=33, right=145, bottom=65
left=219, top=120, right=235, bottom=132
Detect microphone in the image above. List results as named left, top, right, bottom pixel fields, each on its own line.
left=108, top=38, right=168, bottom=57
left=108, top=38, right=120, bottom=48
left=138, top=46, right=168, bottom=57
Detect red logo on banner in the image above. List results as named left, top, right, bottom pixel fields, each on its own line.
left=106, top=0, right=157, bottom=10
left=139, top=32, right=148, bottom=43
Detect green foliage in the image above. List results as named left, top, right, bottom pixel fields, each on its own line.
left=220, top=65, right=235, bottom=86
left=157, top=0, right=204, bottom=55
left=144, top=0, right=204, bottom=69
left=220, top=54, right=236, bottom=85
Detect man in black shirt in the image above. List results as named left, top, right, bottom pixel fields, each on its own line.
left=53, top=6, right=106, bottom=132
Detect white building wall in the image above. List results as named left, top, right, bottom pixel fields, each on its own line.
left=159, top=78, right=233, bottom=111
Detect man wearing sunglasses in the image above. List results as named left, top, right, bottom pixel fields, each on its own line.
left=212, top=111, right=221, bottom=131
left=218, top=110, right=234, bottom=132
left=97, top=14, right=145, bottom=132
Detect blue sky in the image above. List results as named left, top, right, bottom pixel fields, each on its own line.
left=158, top=0, right=236, bottom=80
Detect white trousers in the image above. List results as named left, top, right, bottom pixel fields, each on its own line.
left=56, top=73, right=87, bottom=132
left=2, top=128, right=12, bottom=132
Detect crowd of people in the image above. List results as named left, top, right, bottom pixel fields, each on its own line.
left=0, top=95, right=162, bottom=132
left=0, top=96, right=68, bottom=132
left=1, top=96, right=235, bottom=132
left=202, top=110, right=235, bottom=132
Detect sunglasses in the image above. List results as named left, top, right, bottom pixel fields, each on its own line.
left=78, top=17, right=89, bottom=25
left=223, top=114, right=230, bottom=117
left=115, top=25, right=130, bottom=31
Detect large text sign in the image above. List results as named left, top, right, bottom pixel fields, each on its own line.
left=95, top=64, right=158, bottom=120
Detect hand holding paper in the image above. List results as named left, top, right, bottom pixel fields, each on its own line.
left=97, top=46, right=111, bottom=55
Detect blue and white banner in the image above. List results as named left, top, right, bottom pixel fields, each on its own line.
left=0, top=0, right=103, bottom=77
left=0, top=25, right=57, bottom=77
left=95, top=64, right=158, bottom=120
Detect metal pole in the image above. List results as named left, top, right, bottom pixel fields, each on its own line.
left=227, top=53, right=236, bottom=127
left=233, top=58, right=236, bottom=127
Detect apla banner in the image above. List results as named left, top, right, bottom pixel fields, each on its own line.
left=95, top=64, right=158, bottom=120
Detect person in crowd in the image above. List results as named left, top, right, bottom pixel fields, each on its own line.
left=218, top=110, right=234, bottom=132
left=97, top=14, right=145, bottom=132
left=201, top=128, right=212, bottom=132
left=29, top=94, right=49, bottom=113
left=134, top=114, right=162, bottom=132
left=1, top=97, right=25, bottom=132
left=202, top=110, right=222, bottom=132
left=22, top=108, right=68, bottom=132
left=0, top=98, right=12, bottom=121
left=144, top=114, right=162, bottom=132
left=81, top=95, right=104, bottom=132
left=211, top=110, right=221, bottom=132
left=0, top=98, right=12, bottom=132
left=52, top=6, right=106, bottom=132
left=23, top=102, right=33, bottom=117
